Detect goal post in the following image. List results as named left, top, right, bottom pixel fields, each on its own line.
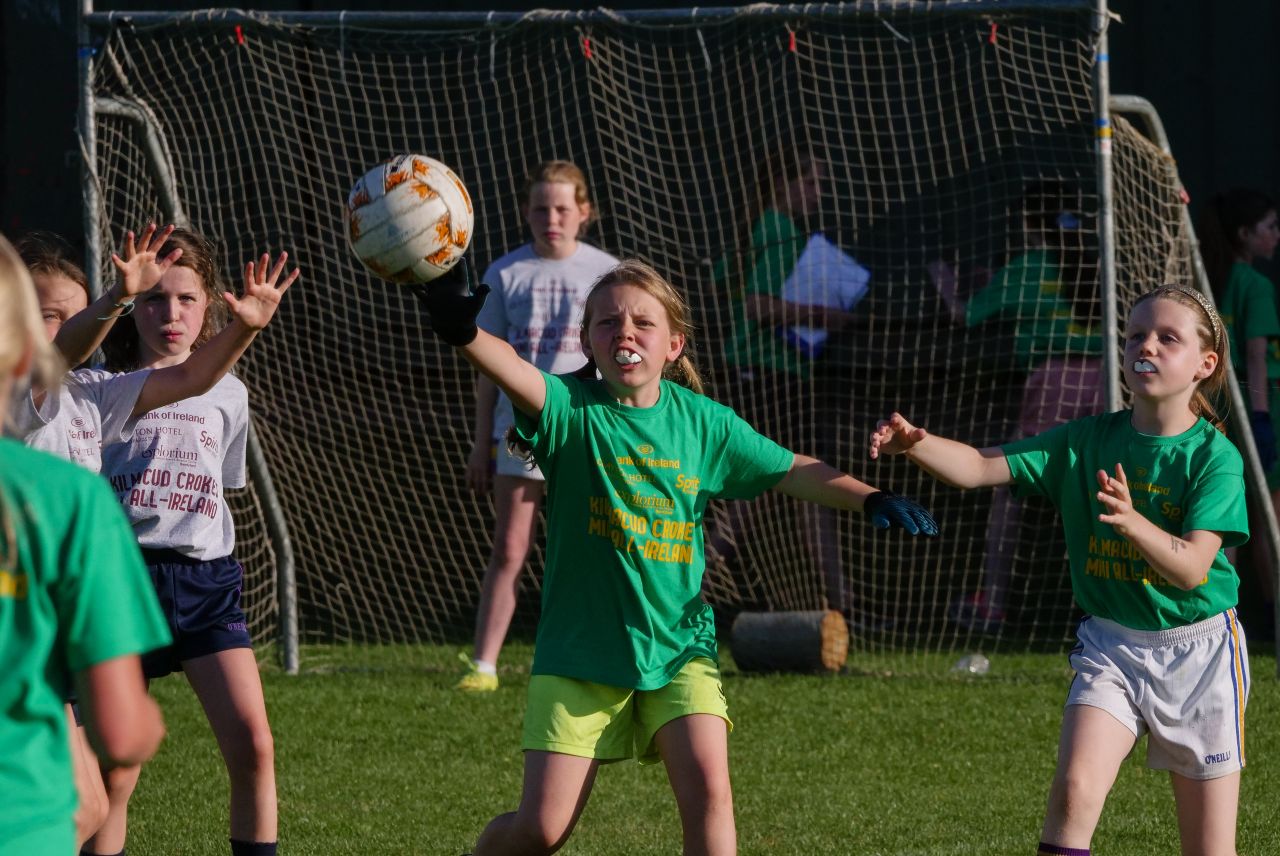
left=78, top=2, right=1271, bottom=672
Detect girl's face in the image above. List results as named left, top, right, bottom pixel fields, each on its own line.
left=1123, top=298, right=1217, bottom=406
left=133, top=265, right=209, bottom=368
left=525, top=181, right=590, bottom=260
left=582, top=283, right=685, bottom=407
left=1239, top=209, right=1280, bottom=263
left=33, top=272, right=89, bottom=342
left=778, top=162, right=825, bottom=219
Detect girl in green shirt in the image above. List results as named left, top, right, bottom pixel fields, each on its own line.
left=871, top=285, right=1249, bottom=856
left=421, top=257, right=935, bottom=856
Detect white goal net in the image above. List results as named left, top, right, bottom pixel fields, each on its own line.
left=82, top=3, right=1209, bottom=668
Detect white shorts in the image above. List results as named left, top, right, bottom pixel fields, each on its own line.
left=1067, top=611, right=1249, bottom=780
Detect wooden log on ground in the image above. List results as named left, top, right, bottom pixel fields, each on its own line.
left=730, top=609, right=848, bottom=673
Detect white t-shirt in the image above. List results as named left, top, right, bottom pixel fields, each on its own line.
left=18, top=368, right=152, bottom=473
left=100, top=374, right=249, bottom=561
left=476, top=242, right=619, bottom=441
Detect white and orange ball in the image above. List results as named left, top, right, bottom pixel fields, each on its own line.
left=346, top=154, right=473, bottom=283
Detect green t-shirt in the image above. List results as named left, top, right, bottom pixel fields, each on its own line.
left=722, top=208, right=810, bottom=377
left=1003, top=412, right=1247, bottom=631
left=1217, top=261, right=1280, bottom=381
left=0, top=440, right=171, bottom=845
left=515, top=372, right=794, bottom=689
left=964, top=249, right=1102, bottom=370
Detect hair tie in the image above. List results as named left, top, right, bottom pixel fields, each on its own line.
left=1167, top=285, right=1224, bottom=353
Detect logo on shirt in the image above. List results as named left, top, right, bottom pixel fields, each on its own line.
left=0, top=571, right=29, bottom=599
left=1204, top=750, right=1232, bottom=764
left=71, top=417, right=86, bottom=429
left=637, top=444, right=654, bottom=455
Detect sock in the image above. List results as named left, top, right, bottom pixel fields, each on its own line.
left=81, top=850, right=125, bottom=856
left=473, top=659, right=497, bottom=675
left=1037, top=844, right=1090, bottom=856
left=229, top=840, right=277, bottom=856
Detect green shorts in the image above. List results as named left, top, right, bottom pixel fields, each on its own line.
left=522, top=657, right=731, bottom=765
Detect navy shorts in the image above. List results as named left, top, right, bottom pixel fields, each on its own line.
left=140, top=548, right=253, bottom=679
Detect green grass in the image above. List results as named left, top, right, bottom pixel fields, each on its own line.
left=123, top=644, right=1280, bottom=855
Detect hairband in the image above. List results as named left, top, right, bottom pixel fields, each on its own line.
left=1165, top=285, right=1223, bottom=353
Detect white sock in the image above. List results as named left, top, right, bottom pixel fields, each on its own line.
left=473, top=659, right=497, bottom=675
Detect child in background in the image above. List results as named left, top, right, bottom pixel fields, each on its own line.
left=17, top=225, right=294, bottom=851
left=0, top=233, right=168, bottom=856
left=85, top=229, right=297, bottom=856
left=929, top=181, right=1103, bottom=632
left=871, top=285, right=1248, bottom=855
left=460, top=160, right=620, bottom=692
left=1198, top=188, right=1280, bottom=617
left=420, top=258, right=935, bottom=855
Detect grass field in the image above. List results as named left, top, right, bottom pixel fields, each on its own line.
left=123, top=644, right=1280, bottom=855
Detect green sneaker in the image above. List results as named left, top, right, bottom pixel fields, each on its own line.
left=454, top=652, right=499, bottom=692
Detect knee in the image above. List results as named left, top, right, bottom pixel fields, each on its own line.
left=1048, top=768, right=1106, bottom=824
left=101, top=764, right=142, bottom=801
left=225, top=720, right=275, bottom=779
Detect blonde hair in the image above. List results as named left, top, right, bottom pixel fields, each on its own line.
left=583, top=259, right=704, bottom=394
left=521, top=160, right=598, bottom=234
left=1131, top=284, right=1228, bottom=432
left=0, top=232, right=66, bottom=568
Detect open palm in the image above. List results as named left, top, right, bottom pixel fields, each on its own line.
left=110, top=223, right=182, bottom=296
left=226, top=252, right=299, bottom=330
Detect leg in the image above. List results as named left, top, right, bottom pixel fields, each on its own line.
left=83, top=762, right=142, bottom=854
left=473, top=476, right=545, bottom=665
left=474, top=751, right=600, bottom=856
left=1170, top=772, right=1240, bottom=856
left=183, top=648, right=277, bottom=844
left=655, top=714, right=736, bottom=856
left=1040, top=704, right=1137, bottom=849
left=67, top=706, right=109, bottom=849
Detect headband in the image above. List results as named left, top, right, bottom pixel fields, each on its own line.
left=1163, top=285, right=1224, bottom=353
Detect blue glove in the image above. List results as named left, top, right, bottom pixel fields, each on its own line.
left=1250, top=410, right=1277, bottom=471
left=411, top=257, right=490, bottom=346
left=864, top=491, right=938, bottom=536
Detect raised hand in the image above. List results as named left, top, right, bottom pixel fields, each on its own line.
left=1096, top=463, right=1140, bottom=536
left=411, top=257, right=491, bottom=347
left=110, top=223, right=182, bottom=298
left=868, top=412, right=929, bottom=460
left=864, top=491, right=939, bottom=536
left=226, top=252, right=299, bottom=330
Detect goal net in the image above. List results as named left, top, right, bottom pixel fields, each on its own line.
left=82, top=3, right=1199, bottom=668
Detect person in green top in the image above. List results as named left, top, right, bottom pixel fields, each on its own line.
left=716, top=143, right=865, bottom=614
left=928, top=181, right=1105, bottom=632
left=0, top=234, right=169, bottom=856
left=418, top=257, right=936, bottom=855
left=871, top=285, right=1249, bottom=856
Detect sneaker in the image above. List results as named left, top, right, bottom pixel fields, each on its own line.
left=454, top=652, right=499, bottom=692
left=949, top=591, right=1006, bottom=634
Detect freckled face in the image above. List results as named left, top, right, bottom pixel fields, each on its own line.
left=133, top=266, right=209, bottom=366
left=33, top=272, right=89, bottom=342
left=582, top=284, right=685, bottom=402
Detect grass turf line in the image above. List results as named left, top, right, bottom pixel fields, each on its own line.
left=123, top=644, right=1280, bottom=855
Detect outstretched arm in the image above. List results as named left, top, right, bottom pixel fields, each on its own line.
left=55, top=224, right=182, bottom=367
left=775, top=453, right=938, bottom=535
left=1095, top=463, right=1221, bottom=590
left=131, top=252, right=297, bottom=416
left=868, top=412, right=1011, bottom=489
left=414, top=259, right=545, bottom=417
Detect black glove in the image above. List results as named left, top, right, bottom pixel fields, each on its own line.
left=864, top=491, right=938, bottom=536
left=410, top=257, right=490, bottom=347
left=1250, top=410, right=1277, bottom=471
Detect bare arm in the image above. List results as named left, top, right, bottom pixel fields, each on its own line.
left=131, top=252, right=297, bottom=417
left=74, top=655, right=165, bottom=766
left=868, top=412, right=1012, bottom=488
left=467, top=374, right=500, bottom=494
left=1095, top=464, right=1222, bottom=590
left=774, top=453, right=877, bottom=511
left=54, top=224, right=181, bottom=367
left=1246, top=337, right=1270, bottom=411
left=743, top=294, right=856, bottom=331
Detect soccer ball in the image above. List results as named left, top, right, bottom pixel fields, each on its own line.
left=346, top=154, right=473, bottom=283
